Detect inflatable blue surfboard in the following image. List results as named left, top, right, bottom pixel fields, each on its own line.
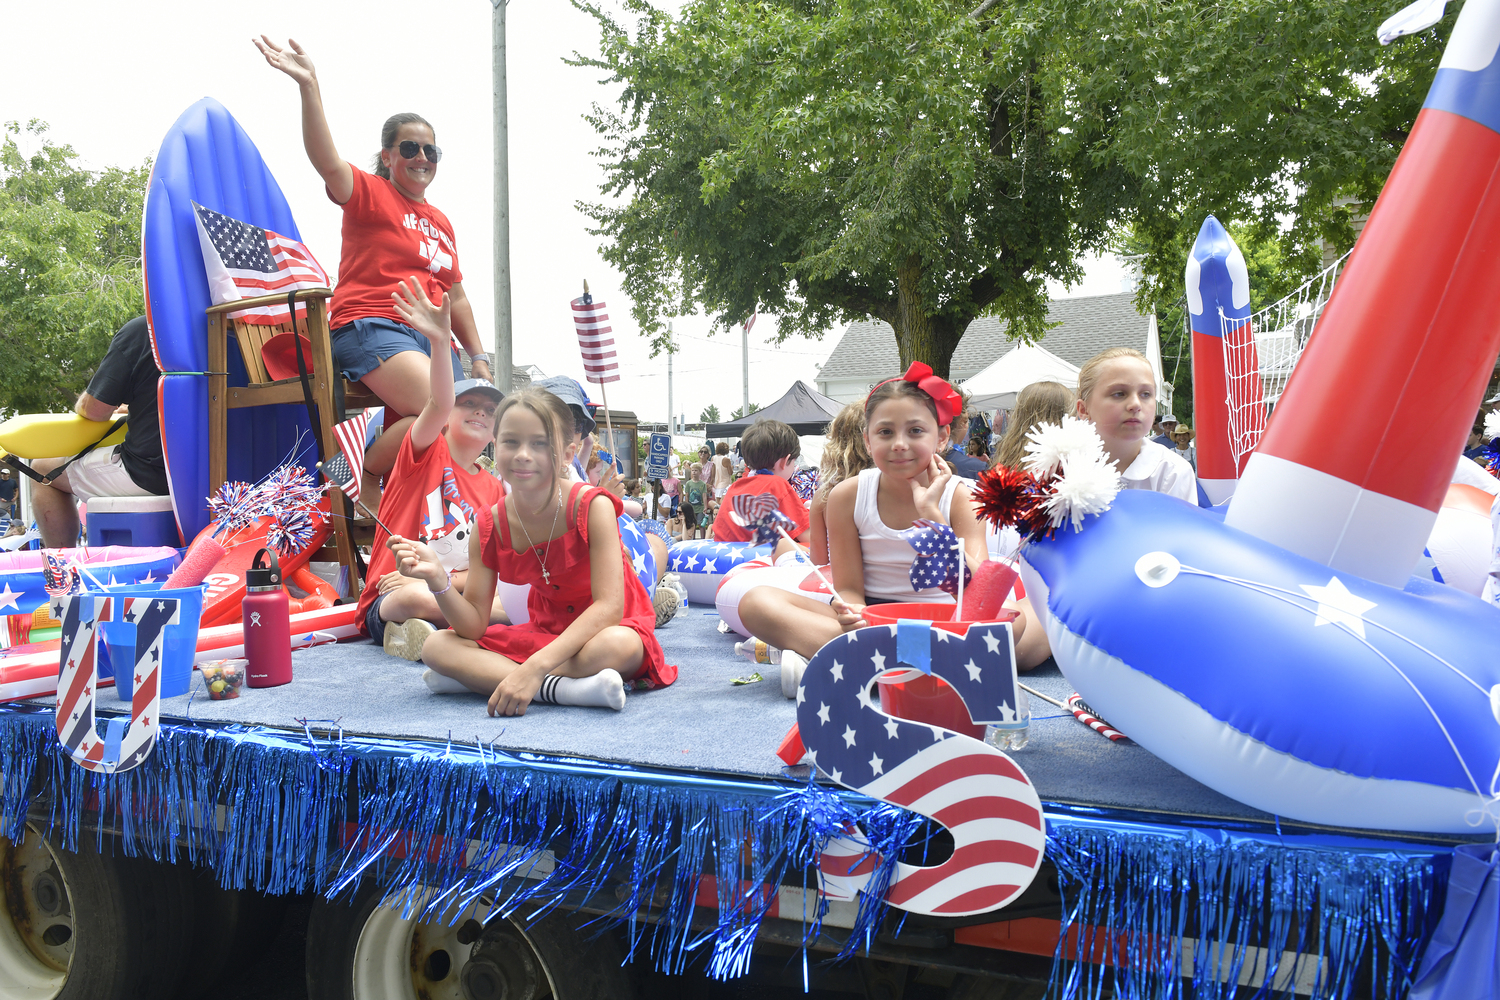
left=1020, top=489, right=1500, bottom=835
left=143, top=98, right=319, bottom=541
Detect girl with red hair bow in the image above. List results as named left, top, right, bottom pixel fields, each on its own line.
left=738, top=363, right=1034, bottom=686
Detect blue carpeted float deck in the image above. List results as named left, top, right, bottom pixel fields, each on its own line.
left=139, top=602, right=1273, bottom=827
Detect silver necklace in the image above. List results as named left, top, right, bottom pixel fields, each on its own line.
left=515, top=486, right=563, bottom=585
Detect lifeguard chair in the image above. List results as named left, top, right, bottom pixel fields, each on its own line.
left=205, top=288, right=378, bottom=597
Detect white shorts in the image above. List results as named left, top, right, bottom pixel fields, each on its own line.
left=63, top=446, right=153, bottom=502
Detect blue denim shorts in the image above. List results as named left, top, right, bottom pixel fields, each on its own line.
left=363, top=592, right=388, bottom=639
left=331, top=317, right=463, bottom=383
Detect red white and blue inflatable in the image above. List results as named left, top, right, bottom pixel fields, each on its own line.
left=1020, top=0, right=1500, bottom=836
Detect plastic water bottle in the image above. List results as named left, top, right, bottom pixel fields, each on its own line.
left=662, top=573, right=689, bottom=614
left=985, top=686, right=1030, bottom=751
left=735, top=638, right=782, bottom=665
left=242, top=548, right=292, bottom=688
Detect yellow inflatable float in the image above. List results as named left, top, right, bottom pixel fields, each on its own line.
left=0, top=413, right=126, bottom=460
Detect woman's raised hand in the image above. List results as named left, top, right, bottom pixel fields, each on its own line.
left=909, top=453, right=953, bottom=521
left=391, top=277, right=452, bottom=344
left=253, top=36, right=317, bottom=87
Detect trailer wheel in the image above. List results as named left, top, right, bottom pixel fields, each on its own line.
left=0, top=824, right=195, bottom=1000
left=306, top=881, right=634, bottom=1000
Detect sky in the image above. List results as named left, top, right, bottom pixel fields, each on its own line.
left=2, top=0, right=1128, bottom=425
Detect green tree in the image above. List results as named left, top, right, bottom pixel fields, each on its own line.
left=576, top=0, right=1442, bottom=381
left=729, top=402, right=760, bottom=420
left=0, top=121, right=150, bottom=413
left=698, top=403, right=721, bottom=423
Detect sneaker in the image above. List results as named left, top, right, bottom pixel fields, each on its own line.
left=652, top=585, right=680, bottom=628
left=383, top=618, right=436, bottom=661
left=781, top=650, right=808, bottom=700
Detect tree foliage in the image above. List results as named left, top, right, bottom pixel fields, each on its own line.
left=575, top=0, right=1447, bottom=380
left=0, top=121, right=150, bottom=413
left=729, top=402, right=760, bottom=420
left=698, top=402, right=721, bottom=423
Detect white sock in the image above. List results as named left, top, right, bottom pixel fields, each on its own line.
left=534, top=668, right=627, bottom=711
left=422, top=668, right=470, bottom=695
left=781, top=650, right=808, bottom=700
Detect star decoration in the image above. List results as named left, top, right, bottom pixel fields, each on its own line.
left=964, top=658, right=982, bottom=682
left=933, top=629, right=951, bottom=643
left=1299, top=576, right=1377, bottom=639
left=817, top=702, right=831, bottom=725
left=929, top=725, right=947, bottom=741
left=997, top=700, right=1017, bottom=724
left=796, top=685, right=806, bottom=706
left=855, top=684, right=876, bottom=712
left=141, top=571, right=155, bottom=584
left=884, top=717, right=901, bottom=739
left=830, top=767, right=843, bottom=783
left=842, top=724, right=857, bottom=748
left=0, top=583, right=21, bottom=611
left=868, top=753, right=884, bottom=776
left=982, top=631, right=1003, bottom=655
left=631, top=551, right=649, bottom=577
left=869, top=650, right=885, bottom=673
left=156, top=600, right=167, bottom=613
left=124, top=607, right=137, bottom=623
left=830, top=660, right=845, bottom=682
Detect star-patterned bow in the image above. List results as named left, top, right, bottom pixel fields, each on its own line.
left=42, top=552, right=83, bottom=596
left=788, top=468, right=819, bottom=502
left=902, top=520, right=971, bottom=596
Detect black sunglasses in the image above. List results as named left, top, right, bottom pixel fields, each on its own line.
left=395, top=140, right=442, bottom=163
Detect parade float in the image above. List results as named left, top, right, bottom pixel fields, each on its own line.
left=3, top=3, right=1500, bottom=998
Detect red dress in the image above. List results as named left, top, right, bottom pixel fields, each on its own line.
left=476, top=483, right=675, bottom=688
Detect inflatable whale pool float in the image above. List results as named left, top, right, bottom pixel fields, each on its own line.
left=1019, top=490, right=1500, bottom=835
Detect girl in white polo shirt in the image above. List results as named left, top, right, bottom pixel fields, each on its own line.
left=1074, top=348, right=1197, bottom=502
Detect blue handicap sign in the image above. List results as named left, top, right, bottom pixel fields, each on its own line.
left=647, top=433, right=671, bottom=479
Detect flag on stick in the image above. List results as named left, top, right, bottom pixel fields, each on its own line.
left=193, top=202, right=329, bottom=324
left=325, top=411, right=373, bottom=500
left=571, top=294, right=620, bottom=385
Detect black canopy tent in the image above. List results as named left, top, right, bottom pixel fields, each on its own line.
left=704, top=381, right=844, bottom=437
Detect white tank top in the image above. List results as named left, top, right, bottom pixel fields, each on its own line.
left=853, top=468, right=961, bottom=602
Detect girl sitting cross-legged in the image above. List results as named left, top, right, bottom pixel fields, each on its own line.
left=388, top=387, right=675, bottom=716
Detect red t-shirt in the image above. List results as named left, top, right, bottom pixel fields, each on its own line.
left=328, top=166, right=464, bottom=331
left=711, top=474, right=810, bottom=543
left=356, top=430, right=502, bottom=635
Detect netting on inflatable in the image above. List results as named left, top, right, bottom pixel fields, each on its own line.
left=1220, top=249, right=1352, bottom=469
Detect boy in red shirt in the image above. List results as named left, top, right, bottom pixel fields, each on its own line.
left=357, top=278, right=505, bottom=660
left=711, top=420, right=811, bottom=544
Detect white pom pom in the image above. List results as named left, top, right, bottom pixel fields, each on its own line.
left=1044, top=452, right=1122, bottom=531
left=1485, top=409, right=1500, bottom=442
left=1023, top=415, right=1107, bottom=480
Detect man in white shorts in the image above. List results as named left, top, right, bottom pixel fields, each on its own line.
left=31, top=316, right=168, bottom=547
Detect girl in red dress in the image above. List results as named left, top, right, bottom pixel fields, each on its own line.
left=391, top=388, right=673, bottom=716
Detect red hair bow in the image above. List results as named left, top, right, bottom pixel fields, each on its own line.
left=897, top=361, right=963, bottom=426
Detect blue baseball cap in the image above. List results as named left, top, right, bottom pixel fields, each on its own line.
left=453, top=378, right=503, bottom=403
left=533, top=376, right=597, bottom=435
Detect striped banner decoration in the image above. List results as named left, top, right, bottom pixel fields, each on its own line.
left=797, top=623, right=1045, bottom=916
left=571, top=296, right=620, bottom=385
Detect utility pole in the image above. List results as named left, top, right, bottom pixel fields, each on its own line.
left=491, top=0, right=513, bottom=392
left=666, top=322, right=674, bottom=436
left=741, top=321, right=749, bottom=416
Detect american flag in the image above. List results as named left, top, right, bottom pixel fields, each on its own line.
left=571, top=295, right=619, bottom=384
left=796, top=623, right=1045, bottom=916
left=730, top=492, right=784, bottom=530
left=55, top=594, right=178, bottom=773
left=193, top=202, right=329, bottom=324
left=326, top=410, right=374, bottom=500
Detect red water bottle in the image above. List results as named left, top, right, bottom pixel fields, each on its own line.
left=243, top=548, right=292, bottom=688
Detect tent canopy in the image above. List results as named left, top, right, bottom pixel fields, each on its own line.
left=705, top=380, right=844, bottom=437
left=961, top=342, right=1081, bottom=411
